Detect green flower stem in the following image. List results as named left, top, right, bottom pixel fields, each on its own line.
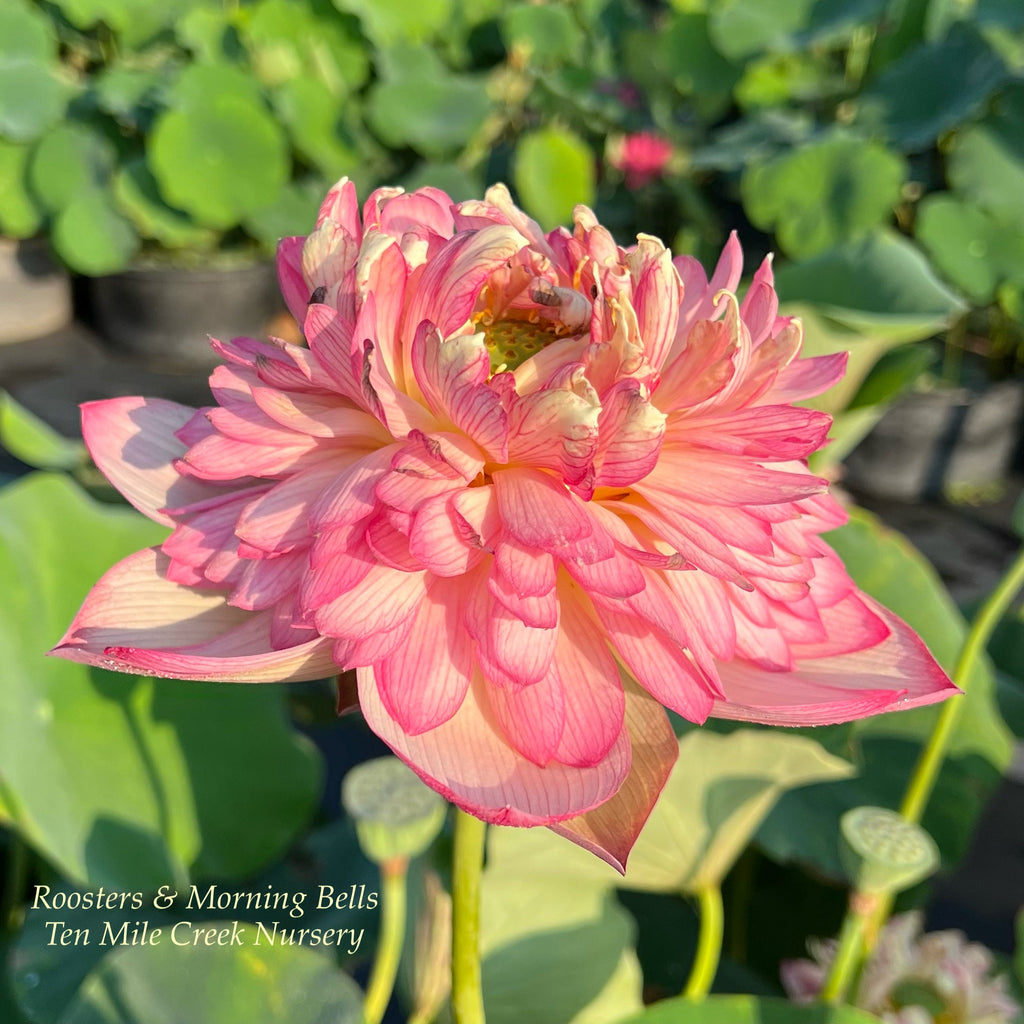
left=822, top=544, right=1024, bottom=1004
left=363, top=858, right=408, bottom=1024
left=820, top=895, right=873, bottom=1004
left=901, top=544, right=1024, bottom=824
left=451, top=809, right=487, bottom=1024
left=683, top=884, right=724, bottom=1000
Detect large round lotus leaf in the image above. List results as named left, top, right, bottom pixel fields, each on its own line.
left=29, top=122, right=116, bottom=213
left=167, top=61, right=264, bottom=109
left=149, top=94, right=289, bottom=229
left=0, top=139, right=42, bottom=237
left=501, top=3, right=584, bottom=65
left=274, top=78, right=361, bottom=178
left=742, top=134, right=906, bottom=258
left=0, top=63, right=69, bottom=143
left=0, top=473, right=323, bottom=890
left=707, top=0, right=816, bottom=60
left=55, top=924, right=363, bottom=1024
left=513, top=126, right=595, bottom=229
left=367, top=73, right=490, bottom=158
left=0, top=0, right=57, bottom=62
left=244, top=0, right=369, bottom=92
left=473, top=865, right=642, bottom=1024
left=113, top=158, right=217, bottom=249
left=334, top=0, right=452, bottom=47
left=915, top=194, right=1024, bottom=304
left=948, top=85, right=1024, bottom=230
left=51, top=189, right=140, bottom=274
left=857, top=23, right=1007, bottom=150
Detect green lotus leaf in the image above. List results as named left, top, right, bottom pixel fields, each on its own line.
left=742, top=134, right=906, bottom=258
left=112, top=158, right=217, bottom=250
left=51, top=189, right=140, bottom=275
left=916, top=194, right=1024, bottom=304
left=334, top=0, right=453, bottom=48
left=0, top=139, right=42, bottom=237
left=29, top=123, right=116, bottom=214
left=0, top=0, right=57, bottom=63
left=0, top=473, right=323, bottom=890
left=514, top=127, right=595, bottom=229
left=149, top=91, right=289, bottom=229
left=0, top=63, right=70, bottom=143
left=857, top=24, right=1007, bottom=150
left=55, top=925, right=363, bottom=1024
left=367, top=72, right=490, bottom=159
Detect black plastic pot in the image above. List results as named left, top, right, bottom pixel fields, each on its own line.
left=89, top=259, right=285, bottom=370
left=0, top=237, right=72, bottom=344
left=843, top=381, right=1024, bottom=501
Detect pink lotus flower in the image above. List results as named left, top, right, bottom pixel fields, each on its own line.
left=52, top=180, right=957, bottom=868
left=609, top=132, right=673, bottom=188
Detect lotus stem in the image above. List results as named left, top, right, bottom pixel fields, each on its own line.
left=823, top=543, right=1024, bottom=1003
left=821, top=892, right=877, bottom=1004
left=901, top=544, right=1024, bottom=824
left=451, top=809, right=487, bottom=1024
left=363, top=858, right=408, bottom=1024
left=683, top=884, right=724, bottom=1000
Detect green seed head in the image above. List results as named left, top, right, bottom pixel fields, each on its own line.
left=840, top=806, right=939, bottom=896
left=483, top=318, right=560, bottom=373
left=342, top=757, right=446, bottom=866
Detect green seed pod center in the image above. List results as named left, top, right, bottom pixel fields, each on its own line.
left=483, top=318, right=560, bottom=373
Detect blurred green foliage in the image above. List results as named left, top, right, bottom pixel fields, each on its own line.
left=0, top=0, right=1015, bottom=337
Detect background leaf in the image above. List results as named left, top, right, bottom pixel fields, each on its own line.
left=487, top=731, right=852, bottom=894
left=775, top=231, right=965, bottom=338
left=51, top=190, right=140, bottom=275
left=440, top=841, right=643, bottom=1024
left=514, top=127, right=595, bottom=229
left=0, top=392, right=86, bottom=471
left=742, top=135, right=906, bottom=258
left=615, top=994, right=882, bottom=1023
left=856, top=24, right=1007, bottom=149
left=54, top=924, right=363, bottom=1024
left=0, top=140, right=43, bottom=238
left=367, top=72, right=490, bottom=160
left=0, top=474, right=323, bottom=890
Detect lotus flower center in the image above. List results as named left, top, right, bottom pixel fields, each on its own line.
left=483, top=318, right=560, bottom=373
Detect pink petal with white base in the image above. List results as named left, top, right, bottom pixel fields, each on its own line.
left=82, top=397, right=220, bottom=527
left=550, top=678, right=677, bottom=872
left=713, top=601, right=960, bottom=725
left=374, top=587, right=474, bottom=734
left=52, top=548, right=335, bottom=681
left=358, top=668, right=632, bottom=828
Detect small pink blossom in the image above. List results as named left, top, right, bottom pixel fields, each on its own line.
left=609, top=132, right=674, bottom=188
left=52, top=180, right=957, bottom=868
